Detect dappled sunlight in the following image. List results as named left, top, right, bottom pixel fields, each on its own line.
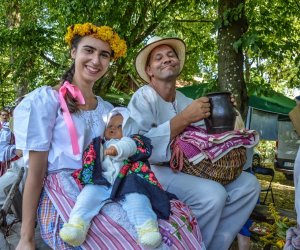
left=256, top=169, right=295, bottom=210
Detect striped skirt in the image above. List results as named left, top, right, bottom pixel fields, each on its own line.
left=38, top=172, right=205, bottom=250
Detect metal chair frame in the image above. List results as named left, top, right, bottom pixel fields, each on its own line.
left=252, top=166, right=275, bottom=205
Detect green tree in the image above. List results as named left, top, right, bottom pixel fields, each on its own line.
left=217, top=0, right=248, bottom=114
left=243, top=0, right=300, bottom=94
left=0, top=0, right=298, bottom=109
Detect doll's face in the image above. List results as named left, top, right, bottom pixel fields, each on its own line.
left=104, top=114, right=123, bottom=140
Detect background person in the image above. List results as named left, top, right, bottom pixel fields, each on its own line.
left=284, top=95, right=300, bottom=250
left=0, top=108, right=22, bottom=176
left=234, top=111, right=257, bottom=250
left=128, top=36, right=260, bottom=250
left=0, top=102, right=24, bottom=206
left=0, top=109, right=9, bottom=128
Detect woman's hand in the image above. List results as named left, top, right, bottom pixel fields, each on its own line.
left=16, top=151, right=47, bottom=250
left=16, top=238, right=35, bottom=250
left=180, top=96, right=211, bottom=124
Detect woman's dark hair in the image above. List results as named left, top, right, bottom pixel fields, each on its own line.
left=60, top=35, right=82, bottom=113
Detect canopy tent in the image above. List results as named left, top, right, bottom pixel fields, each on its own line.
left=248, top=94, right=296, bottom=116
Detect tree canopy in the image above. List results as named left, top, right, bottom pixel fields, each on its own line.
left=0, top=0, right=299, bottom=109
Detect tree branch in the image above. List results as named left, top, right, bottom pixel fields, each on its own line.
left=174, top=19, right=214, bottom=23
left=40, top=52, right=61, bottom=67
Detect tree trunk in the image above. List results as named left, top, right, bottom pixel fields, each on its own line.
left=217, top=0, right=248, bottom=115
left=7, top=1, right=26, bottom=99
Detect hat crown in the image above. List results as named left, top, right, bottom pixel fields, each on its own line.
left=146, top=36, right=163, bottom=46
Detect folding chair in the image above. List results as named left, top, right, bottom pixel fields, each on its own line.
left=252, top=166, right=275, bottom=205
left=0, top=167, right=24, bottom=226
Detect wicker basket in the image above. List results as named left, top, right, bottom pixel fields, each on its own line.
left=180, top=147, right=246, bottom=185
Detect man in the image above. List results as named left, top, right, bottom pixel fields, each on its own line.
left=0, top=108, right=22, bottom=176
left=0, top=109, right=9, bottom=129
left=0, top=104, right=24, bottom=207
left=128, top=36, right=260, bottom=250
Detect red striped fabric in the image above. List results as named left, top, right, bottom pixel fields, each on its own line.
left=0, top=155, right=19, bottom=177
left=40, top=173, right=203, bottom=249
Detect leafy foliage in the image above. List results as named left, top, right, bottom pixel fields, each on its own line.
left=0, top=0, right=298, bottom=108
left=244, top=0, right=300, bottom=93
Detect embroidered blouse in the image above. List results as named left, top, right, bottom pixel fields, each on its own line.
left=14, top=86, right=113, bottom=172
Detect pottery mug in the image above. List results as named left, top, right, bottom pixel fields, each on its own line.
left=204, top=91, right=236, bottom=134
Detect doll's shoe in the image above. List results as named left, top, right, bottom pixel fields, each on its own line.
left=59, top=217, right=89, bottom=246
left=136, top=220, right=162, bottom=249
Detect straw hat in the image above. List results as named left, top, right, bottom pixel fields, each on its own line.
left=135, top=36, right=186, bottom=83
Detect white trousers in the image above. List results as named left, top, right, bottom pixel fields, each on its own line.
left=151, top=165, right=260, bottom=250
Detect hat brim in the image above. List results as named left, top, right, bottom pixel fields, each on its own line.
left=135, top=38, right=186, bottom=83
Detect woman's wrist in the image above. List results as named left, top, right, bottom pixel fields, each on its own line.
left=20, top=221, right=36, bottom=241
left=19, top=232, right=35, bottom=242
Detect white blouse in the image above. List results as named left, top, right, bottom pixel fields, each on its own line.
left=14, top=86, right=113, bottom=172
left=128, top=85, right=204, bottom=164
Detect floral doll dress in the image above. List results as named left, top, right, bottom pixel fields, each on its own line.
left=73, top=134, right=176, bottom=220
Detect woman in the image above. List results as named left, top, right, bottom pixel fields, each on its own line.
left=14, top=23, right=203, bottom=249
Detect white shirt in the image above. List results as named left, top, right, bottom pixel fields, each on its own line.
left=0, top=123, right=16, bottom=162
left=128, top=85, right=204, bottom=164
left=14, top=86, right=113, bottom=172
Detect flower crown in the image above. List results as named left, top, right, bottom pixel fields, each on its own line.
left=65, top=23, right=127, bottom=60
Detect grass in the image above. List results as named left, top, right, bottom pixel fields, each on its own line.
left=257, top=166, right=295, bottom=210
left=230, top=164, right=295, bottom=250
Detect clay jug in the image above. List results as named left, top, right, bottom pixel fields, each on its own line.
left=204, top=91, right=236, bottom=134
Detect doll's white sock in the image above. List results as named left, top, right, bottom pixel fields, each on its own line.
left=59, top=216, right=90, bottom=247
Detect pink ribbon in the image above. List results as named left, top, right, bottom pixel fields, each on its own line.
left=59, top=81, right=85, bottom=155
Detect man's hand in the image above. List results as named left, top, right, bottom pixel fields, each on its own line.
left=231, top=94, right=237, bottom=107
left=230, top=94, right=239, bottom=115
left=15, top=149, right=23, bottom=157
left=180, top=96, right=211, bottom=124
left=104, top=146, right=118, bottom=156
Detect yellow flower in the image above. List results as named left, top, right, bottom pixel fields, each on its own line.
left=276, top=239, right=285, bottom=248
left=64, top=23, right=127, bottom=60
